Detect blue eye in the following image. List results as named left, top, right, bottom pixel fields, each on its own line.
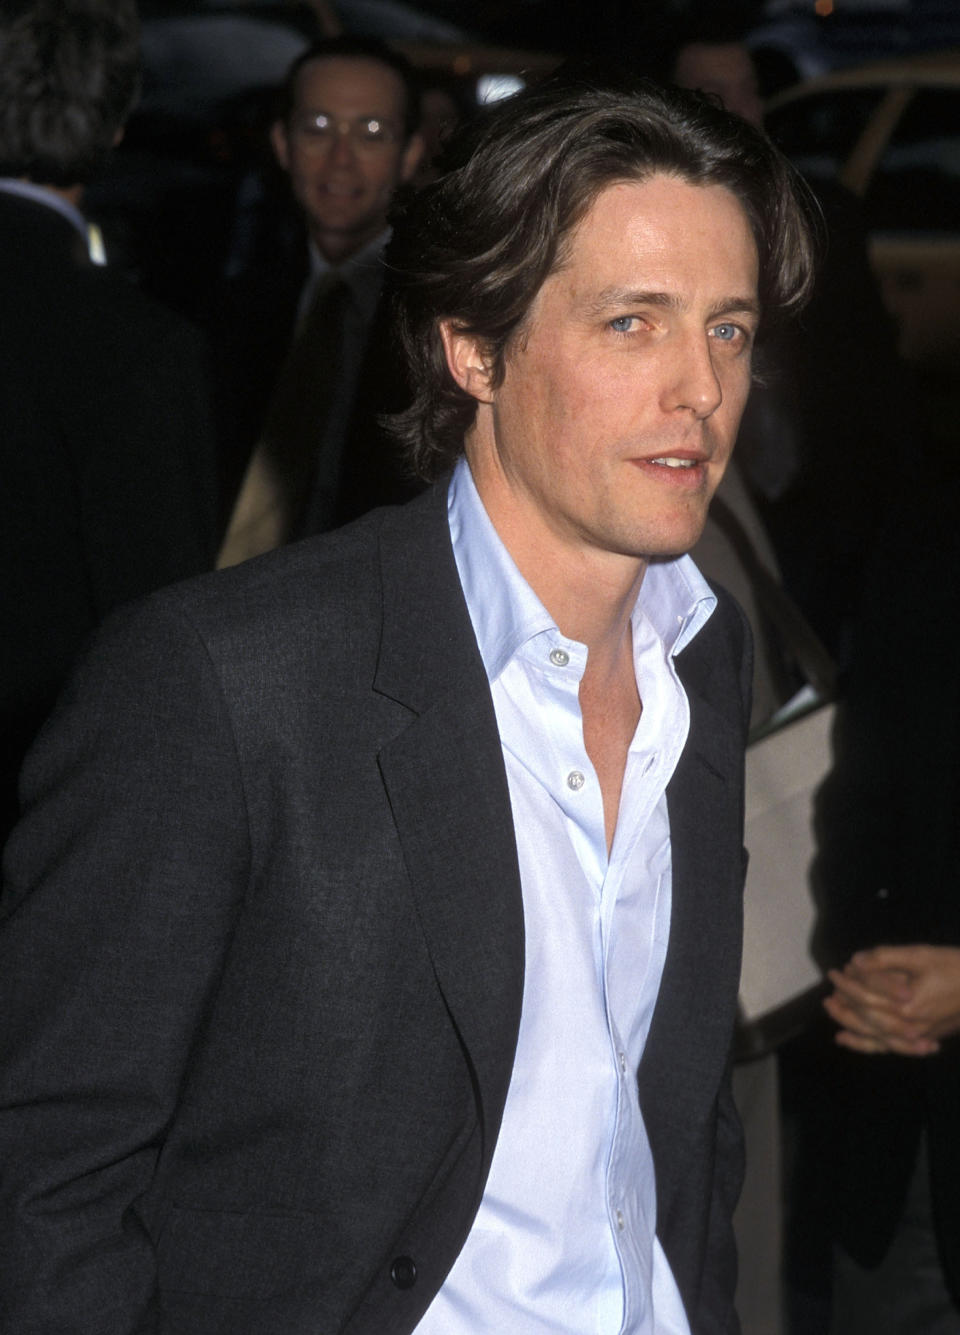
left=712, top=323, right=739, bottom=341
left=610, top=316, right=635, bottom=333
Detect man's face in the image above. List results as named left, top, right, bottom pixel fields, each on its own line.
left=673, top=42, right=764, bottom=128
left=451, top=175, right=760, bottom=570
left=271, top=56, right=423, bottom=262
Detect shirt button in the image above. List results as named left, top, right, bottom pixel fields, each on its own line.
left=566, top=770, right=585, bottom=791
left=619, top=1052, right=627, bottom=1075
left=616, top=1209, right=625, bottom=1231
left=549, top=647, right=570, bottom=667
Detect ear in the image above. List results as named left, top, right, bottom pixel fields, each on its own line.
left=270, top=119, right=291, bottom=172
left=399, top=131, right=426, bottom=184
left=439, top=320, right=494, bottom=404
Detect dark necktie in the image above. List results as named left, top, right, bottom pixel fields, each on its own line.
left=260, top=274, right=352, bottom=531
left=216, top=275, right=351, bottom=566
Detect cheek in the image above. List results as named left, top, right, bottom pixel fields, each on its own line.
left=589, top=346, right=660, bottom=397
left=716, top=358, right=753, bottom=413
left=290, top=157, right=323, bottom=201
left=732, top=375, right=755, bottom=424
left=368, top=157, right=404, bottom=197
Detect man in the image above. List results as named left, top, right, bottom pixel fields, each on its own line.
left=804, top=472, right=960, bottom=1334
left=214, top=35, right=424, bottom=563
left=0, top=0, right=218, bottom=848
left=0, top=73, right=815, bottom=1333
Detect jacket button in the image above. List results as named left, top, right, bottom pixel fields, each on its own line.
left=390, top=1256, right=417, bottom=1290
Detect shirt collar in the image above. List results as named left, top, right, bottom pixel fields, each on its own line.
left=645, top=554, right=717, bottom=658
left=448, top=456, right=716, bottom=683
left=0, top=177, right=88, bottom=243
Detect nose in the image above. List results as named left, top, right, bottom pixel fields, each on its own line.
left=327, top=129, right=358, bottom=168
left=660, top=331, right=723, bottom=420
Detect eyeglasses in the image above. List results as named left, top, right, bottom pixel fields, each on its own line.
left=290, top=112, right=401, bottom=153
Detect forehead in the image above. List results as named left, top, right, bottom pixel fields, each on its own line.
left=292, top=56, right=407, bottom=116
left=546, top=174, right=758, bottom=299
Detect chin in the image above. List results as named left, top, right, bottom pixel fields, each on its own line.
left=633, top=519, right=710, bottom=563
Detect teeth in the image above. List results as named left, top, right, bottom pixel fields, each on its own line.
left=651, top=457, right=697, bottom=468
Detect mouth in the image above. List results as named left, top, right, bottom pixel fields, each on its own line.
left=636, top=450, right=709, bottom=470
left=629, top=452, right=711, bottom=488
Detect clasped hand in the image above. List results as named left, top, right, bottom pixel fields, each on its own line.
left=823, top=944, right=960, bottom=1057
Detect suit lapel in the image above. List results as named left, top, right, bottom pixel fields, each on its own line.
left=373, top=486, right=525, bottom=1141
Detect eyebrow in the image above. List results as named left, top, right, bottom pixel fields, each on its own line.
left=583, top=287, right=761, bottom=321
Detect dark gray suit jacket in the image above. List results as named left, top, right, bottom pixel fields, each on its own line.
left=0, top=482, right=750, bottom=1334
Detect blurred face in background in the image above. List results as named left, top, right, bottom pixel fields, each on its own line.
left=673, top=42, right=765, bottom=129
left=272, top=55, right=423, bottom=262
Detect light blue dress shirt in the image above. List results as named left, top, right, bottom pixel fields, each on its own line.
left=414, top=459, right=717, bottom=1334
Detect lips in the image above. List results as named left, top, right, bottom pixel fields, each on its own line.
left=628, top=452, right=710, bottom=487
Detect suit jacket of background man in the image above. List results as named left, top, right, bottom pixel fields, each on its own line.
left=208, top=227, right=422, bottom=543
left=808, top=478, right=960, bottom=1301
left=0, top=482, right=751, bottom=1335
left=0, top=189, right=218, bottom=847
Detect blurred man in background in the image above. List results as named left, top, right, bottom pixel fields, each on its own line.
left=0, top=0, right=217, bottom=848
left=214, top=35, right=424, bottom=564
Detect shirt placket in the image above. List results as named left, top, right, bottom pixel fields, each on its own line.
left=602, top=650, right=679, bottom=1334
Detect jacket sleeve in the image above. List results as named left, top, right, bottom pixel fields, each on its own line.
left=0, top=596, right=249, bottom=1334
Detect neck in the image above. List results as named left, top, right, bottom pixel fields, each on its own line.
left=532, top=546, right=643, bottom=681
left=464, top=448, right=646, bottom=676
left=30, top=180, right=84, bottom=210
left=310, top=223, right=383, bottom=267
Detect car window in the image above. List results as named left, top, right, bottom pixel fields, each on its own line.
left=865, top=87, right=960, bottom=232
left=766, top=87, right=886, bottom=184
